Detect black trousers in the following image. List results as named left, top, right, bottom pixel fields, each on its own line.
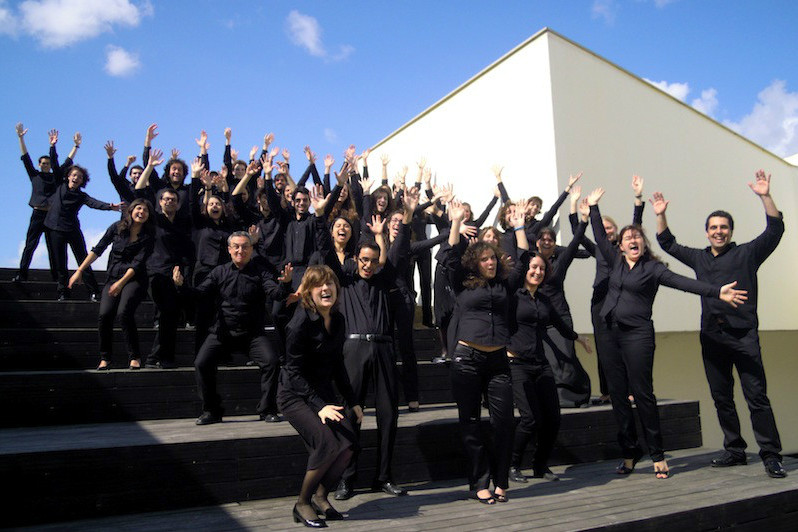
left=700, top=323, right=782, bottom=462
left=590, top=300, right=610, bottom=396
left=50, top=228, right=99, bottom=297
left=415, top=250, right=433, bottom=325
left=147, top=273, right=180, bottom=365
left=510, top=358, right=561, bottom=471
left=340, top=338, right=399, bottom=484
left=542, top=314, right=591, bottom=408
left=602, top=319, right=663, bottom=462
left=18, top=208, right=56, bottom=280
left=195, top=332, right=280, bottom=415
left=193, top=265, right=214, bottom=355
left=98, top=278, right=147, bottom=362
left=389, top=289, right=419, bottom=403
left=451, top=343, right=514, bottom=491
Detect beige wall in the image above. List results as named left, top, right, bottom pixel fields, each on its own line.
left=579, top=330, right=798, bottom=456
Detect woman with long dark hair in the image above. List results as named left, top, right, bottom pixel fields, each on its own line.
left=586, top=188, right=747, bottom=479
left=69, top=198, right=155, bottom=370
left=278, top=265, right=363, bottom=527
left=443, top=199, right=530, bottom=505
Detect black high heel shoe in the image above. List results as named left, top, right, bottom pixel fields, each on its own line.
left=311, top=500, right=344, bottom=520
left=293, top=504, right=327, bottom=528
left=616, top=449, right=644, bottom=475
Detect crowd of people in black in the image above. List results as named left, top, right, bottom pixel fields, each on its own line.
left=13, top=122, right=787, bottom=526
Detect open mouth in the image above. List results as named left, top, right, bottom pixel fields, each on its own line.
left=319, top=291, right=332, bottom=301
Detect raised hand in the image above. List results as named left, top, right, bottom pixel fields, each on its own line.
left=281, top=148, right=290, bottom=162
left=199, top=169, right=213, bottom=188
left=48, top=129, right=58, bottom=145
left=748, top=169, right=771, bottom=196
left=569, top=185, right=582, bottom=205
left=304, top=145, right=316, bottom=164
left=568, top=171, right=583, bottom=189
left=170, top=148, right=180, bottom=161
left=278, top=263, right=294, bottom=284
left=126, top=155, right=136, bottom=166
left=422, top=167, right=432, bottom=188
left=246, top=160, right=261, bottom=176
left=649, top=191, right=669, bottom=216
left=360, top=148, right=370, bottom=164
left=73, top=132, right=82, bottom=147
left=359, top=173, right=374, bottom=194
left=248, top=224, right=260, bottom=243
left=15, top=122, right=28, bottom=138
left=145, top=123, right=158, bottom=145
left=269, top=146, right=279, bottom=160
left=417, top=156, right=427, bottom=170
left=491, top=165, right=503, bottom=181
left=344, top=144, right=356, bottom=162
left=459, top=223, right=478, bottom=238
left=191, top=157, right=204, bottom=177
left=211, top=172, right=223, bottom=188
left=448, top=199, right=466, bottom=222
left=579, top=198, right=590, bottom=219
left=719, top=281, right=748, bottom=308
left=249, top=145, right=259, bottom=161
left=263, top=132, right=274, bottom=148
left=587, top=187, right=604, bottom=206
left=632, top=174, right=644, bottom=197
left=195, top=130, right=208, bottom=149
left=380, top=153, right=390, bottom=166
left=367, top=214, right=386, bottom=235
left=104, top=141, right=116, bottom=158
left=172, top=266, right=184, bottom=287
left=220, top=165, right=229, bottom=181
left=148, top=148, right=164, bottom=168
left=324, top=154, right=334, bottom=171
left=509, top=199, right=527, bottom=228
left=310, top=184, right=331, bottom=214
left=230, top=148, right=238, bottom=162
left=403, top=186, right=420, bottom=213
left=224, top=127, right=232, bottom=142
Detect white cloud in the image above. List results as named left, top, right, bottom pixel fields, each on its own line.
left=324, top=128, right=338, bottom=143
left=691, top=88, right=718, bottom=116
left=591, top=0, right=618, bottom=24
left=16, top=0, right=150, bottom=48
left=724, top=80, right=798, bottom=157
left=0, top=0, right=19, bottom=37
left=285, top=9, right=353, bottom=61
left=645, top=78, right=690, bottom=101
left=104, top=45, right=140, bottom=76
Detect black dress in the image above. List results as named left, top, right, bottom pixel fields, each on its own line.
left=278, top=305, right=358, bottom=470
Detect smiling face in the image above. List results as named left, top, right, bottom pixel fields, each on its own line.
left=374, top=191, right=389, bottom=213
left=478, top=248, right=498, bottom=279
left=388, top=212, right=403, bottom=240
left=526, top=201, right=541, bottom=219
left=480, top=228, right=500, bottom=247
left=293, top=191, right=310, bottom=215
left=168, top=162, right=185, bottom=185
left=228, top=235, right=253, bottom=268
left=356, top=247, right=380, bottom=279
left=619, top=227, right=646, bottom=262
left=130, top=203, right=150, bottom=225
left=536, top=230, right=556, bottom=258
left=526, top=255, right=546, bottom=288
left=207, top=196, right=224, bottom=220
left=331, top=218, right=352, bottom=246
left=38, top=156, right=52, bottom=173
left=274, top=174, right=287, bottom=191
left=706, top=215, right=733, bottom=254
left=311, top=282, right=337, bottom=312
left=67, top=168, right=84, bottom=189
left=129, top=167, right=143, bottom=184
left=233, top=161, right=247, bottom=179
left=603, top=218, right=618, bottom=242
left=159, top=190, right=179, bottom=216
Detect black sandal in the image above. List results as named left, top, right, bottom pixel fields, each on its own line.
left=475, top=494, right=496, bottom=505
left=493, top=492, right=508, bottom=503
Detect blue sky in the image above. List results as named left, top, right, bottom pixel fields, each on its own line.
left=2, top=0, right=796, bottom=269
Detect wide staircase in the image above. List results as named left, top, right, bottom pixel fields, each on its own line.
left=0, top=268, right=705, bottom=528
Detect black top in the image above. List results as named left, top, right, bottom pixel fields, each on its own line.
left=108, top=157, right=136, bottom=203
left=146, top=212, right=194, bottom=276
left=537, top=220, right=588, bottom=318
left=21, top=146, right=66, bottom=208
left=590, top=205, right=719, bottom=327
left=278, top=305, right=357, bottom=411
left=44, top=184, right=114, bottom=232
left=91, top=222, right=154, bottom=282
left=508, top=289, right=578, bottom=362
left=194, top=260, right=291, bottom=337
left=321, top=216, right=410, bottom=336
left=443, top=242, right=529, bottom=348
left=656, top=213, right=784, bottom=329
left=500, top=186, right=571, bottom=261
left=569, top=203, right=644, bottom=306
left=190, top=177, right=233, bottom=269
left=391, top=230, right=449, bottom=295
left=232, top=193, right=286, bottom=269
left=142, top=146, right=190, bottom=218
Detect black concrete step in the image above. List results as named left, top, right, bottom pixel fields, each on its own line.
left=0, top=267, right=109, bottom=283
left=0, top=279, right=105, bottom=300
left=0, top=300, right=159, bottom=328
left=0, top=400, right=703, bottom=527
left=0, top=360, right=454, bottom=428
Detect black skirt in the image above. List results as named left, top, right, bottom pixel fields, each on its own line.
left=279, top=395, right=357, bottom=470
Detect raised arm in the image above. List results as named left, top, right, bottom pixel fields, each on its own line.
left=749, top=169, right=779, bottom=218
left=587, top=188, right=617, bottom=264
left=135, top=148, right=164, bottom=190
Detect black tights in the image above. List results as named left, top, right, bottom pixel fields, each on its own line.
left=295, top=448, right=353, bottom=520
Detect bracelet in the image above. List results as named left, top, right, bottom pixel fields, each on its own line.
left=513, top=226, right=525, bottom=231
left=635, top=195, right=643, bottom=199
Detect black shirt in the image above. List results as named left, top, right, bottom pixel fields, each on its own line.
left=108, top=157, right=136, bottom=203
left=278, top=305, right=357, bottom=411
left=508, top=289, right=578, bottom=362
left=194, top=260, right=291, bottom=337
left=190, top=177, right=233, bottom=269
left=44, top=183, right=114, bottom=232
left=21, top=146, right=65, bottom=208
left=91, top=222, right=154, bottom=282
left=537, top=220, right=587, bottom=318
left=232, top=193, right=286, bottom=269
left=656, top=213, right=783, bottom=329
left=146, top=212, right=194, bottom=276
left=590, top=205, right=719, bottom=327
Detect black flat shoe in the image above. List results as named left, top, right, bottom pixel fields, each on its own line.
left=532, top=468, right=560, bottom=481
left=311, top=500, right=344, bottom=520
left=372, top=480, right=407, bottom=496
left=616, top=451, right=644, bottom=475
left=293, top=504, right=327, bottom=528
left=711, top=451, right=747, bottom=467
left=196, top=411, right=223, bottom=426
left=509, top=467, right=528, bottom=483
left=764, top=459, right=787, bottom=478
left=333, top=480, right=352, bottom=501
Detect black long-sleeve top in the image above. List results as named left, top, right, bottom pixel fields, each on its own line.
left=321, top=216, right=410, bottom=336
left=190, top=178, right=233, bottom=269
left=141, top=145, right=190, bottom=218
left=500, top=186, right=570, bottom=261
left=656, top=213, right=783, bottom=330
left=21, top=146, right=66, bottom=208
left=278, top=306, right=357, bottom=412
left=194, top=260, right=291, bottom=337
left=537, top=220, right=588, bottom=318
left=391, top=230, right=449, bottom=295
left=590, top=204, right=720, bottom=327
left=570, top=203, right=644, bottom=306
left=508, top=289, right=579, bottom=362
left=442, top=242, right=529, bottom=348
left=231, top=193, right=286, bottom=269
left=146, top=212, right=194, bottom=276
left=108, top=158, right=135, bottom=203
left=91, top=222, right=154, bottom=282
left=44, top=184, right=114, bottom=232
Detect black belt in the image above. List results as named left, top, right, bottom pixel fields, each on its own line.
left=348, top=333, right=393, bottom=343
